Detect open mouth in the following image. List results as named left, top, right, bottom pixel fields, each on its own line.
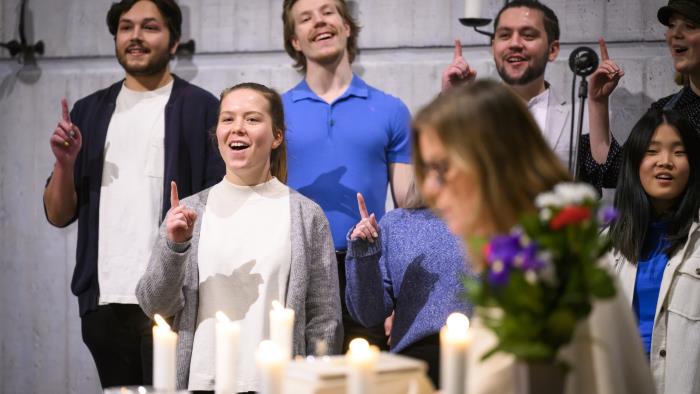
left=673, top=46, right=688, bottom=55
left=506, top=55, right=528, bottom=64
left=228, top=141, right=250, bottom=151
left=313, top=32, right=334, bottom=42
left=126, top=45, right=150, bottom=55
left=655, top=173, right=673, bottom=181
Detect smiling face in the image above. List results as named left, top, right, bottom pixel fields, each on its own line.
left=216, top=88, right=283, bottom=186
left=114, top=0, right=175, bottom=77
left=665, top=12, right=700, bottom=77
left=492, top=7, right=559, bottom=86
left=639, top=123, right=690, bottom=214
left=289, top=0, right=351, bottom=68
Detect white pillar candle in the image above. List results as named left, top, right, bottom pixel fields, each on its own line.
left=464, top=0, right=482, bottom=18
left=269, top=300, right=295, bottom=361
left=346, top=338, right=379, bottom=394
left=153, top=314, right=177, bottom=392
left=256, top=340, right=285, bottom=394
left=440, top=313, right=471, bottom=394
left=215, top=311, right=241, bottom=394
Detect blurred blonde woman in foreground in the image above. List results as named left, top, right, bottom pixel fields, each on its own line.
left=411, top=80, right=653, bottom=394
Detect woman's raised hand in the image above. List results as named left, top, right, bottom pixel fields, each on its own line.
left=589, top=38, right=625, bottom=102
left=349, top=192, right=379, bottom=243
left=166, top=181, right=198, bottom=244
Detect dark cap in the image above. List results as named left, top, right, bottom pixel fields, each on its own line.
left=658, top=0, right=700, bottom=26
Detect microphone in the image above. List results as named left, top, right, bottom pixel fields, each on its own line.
left=568, top=46, right=599, bottom=77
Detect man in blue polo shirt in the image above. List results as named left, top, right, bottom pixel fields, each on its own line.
left=281, top=0, right=413, bottom=350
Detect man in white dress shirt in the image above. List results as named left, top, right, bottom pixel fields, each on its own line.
left=442, top=0, right=623, bottom=188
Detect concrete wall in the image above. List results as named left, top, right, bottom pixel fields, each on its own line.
left=0, top=0, right=674, bottom=392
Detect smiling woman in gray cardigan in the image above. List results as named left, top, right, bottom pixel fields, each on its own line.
left=136, top=83, right=342, bottom=392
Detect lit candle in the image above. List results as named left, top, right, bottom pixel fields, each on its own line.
left=256, top=340, right=285, bottom=394
left=269, top=300, right=295, bottom=361
left=215, top=311, right=241, bottom=394
left=153, top=314, right=177, bottom=392
left=464, top=0, right=482, bottom=18
left=440, top=313, right=471, bottom=394
left=346, top=338, right=379, bottom=394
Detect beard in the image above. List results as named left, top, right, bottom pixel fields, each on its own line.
left=116, top=42, right=171, bottom=77
left=496, top=51, right=549, bottom=86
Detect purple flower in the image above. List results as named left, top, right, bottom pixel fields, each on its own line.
left=484, top=229, right=545, bottom=286
left=488, top=260, right=510, bottom=285
left=598, top=206, right=619, bottom=226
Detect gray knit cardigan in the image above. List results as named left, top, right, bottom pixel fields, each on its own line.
left=136, top=186, right=343, bottom=390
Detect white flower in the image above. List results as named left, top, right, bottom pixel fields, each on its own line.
left=553, top=182, right=599, bottom=205
left=539, top=208, right=552, bottom=222
left=535, top=191, right=563, bottom=208
left=525, top=270, right=538, bottom=285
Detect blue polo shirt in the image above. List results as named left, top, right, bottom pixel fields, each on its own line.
left=283, top=75, right=412, bottom=250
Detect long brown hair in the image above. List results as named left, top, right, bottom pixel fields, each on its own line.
left=412, top=80, right=571, bottom=235
left=217, top=83, right=287, bottom=183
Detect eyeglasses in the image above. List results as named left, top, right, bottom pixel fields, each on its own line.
left=423, top=159, right=451, bottom=187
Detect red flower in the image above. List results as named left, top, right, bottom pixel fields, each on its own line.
left=483, top=243, right=492, bottom=259
left=549, top=205, right=591, bottom=230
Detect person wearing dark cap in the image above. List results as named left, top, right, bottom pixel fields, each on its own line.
left=42, top=0, right=223, bottom=388
left=653, top=0, right=700, bottom=130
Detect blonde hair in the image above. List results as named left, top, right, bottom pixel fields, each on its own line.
left=412, top=80, right=571, bottom=234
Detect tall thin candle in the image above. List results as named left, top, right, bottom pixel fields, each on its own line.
left=215, top=311, right=241, bottom=394
left=440, top=313, right=471, bottom=394
left=153, top=314, right=177, bottom=391
left=269, top=300, right=294, bottom=361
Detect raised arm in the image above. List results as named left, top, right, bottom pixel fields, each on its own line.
left=136, top=182, right=198, bottom=318
left=345, top=193, right=394, bottom=328
left=43, top=99, right=82, bottom=227
left=587, top=38, right=624, bottom=164
left=441, top=40, right=477, bottom=92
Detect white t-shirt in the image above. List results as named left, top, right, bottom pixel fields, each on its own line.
left=188, top=177, right=292, bottom=392
left=97, top=80, right=173, bottom=304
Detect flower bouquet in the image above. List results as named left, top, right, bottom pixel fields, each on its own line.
left=465, top=183, right=618, bottom=367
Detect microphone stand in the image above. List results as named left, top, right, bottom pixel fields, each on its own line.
left=568, top=76, right=588, bottom=179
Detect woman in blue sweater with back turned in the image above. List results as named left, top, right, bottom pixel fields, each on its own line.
left=344, top=181, right=472, bottom=388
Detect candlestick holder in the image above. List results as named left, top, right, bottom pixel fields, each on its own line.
left=458, top=17, right=494, bottom=38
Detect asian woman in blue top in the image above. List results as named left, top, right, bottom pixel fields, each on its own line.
left=609, top=108, right=700, bottom=394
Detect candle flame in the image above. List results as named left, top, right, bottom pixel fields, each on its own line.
left=348, top=338, right=370, bottom=354
left=271, top=300, right=283, bottom=311
left=446, top=313, right=470, bottom=332
left=154, top=314, right=170, bottom=330
left=216, top=311, right=230, bottom=323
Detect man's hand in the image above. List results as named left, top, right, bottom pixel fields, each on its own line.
left=588, top=38, right=624, bottom=103
left=49, top=99, right=82, bottom=168
left=166, top=181, right=198, bottom=244
left=441, top=40, right=477, bottom=92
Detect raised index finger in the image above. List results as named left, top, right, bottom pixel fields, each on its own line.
left=357, top=192, right=369, bottom=219
left=61, top=98, right=71, bottom=123
left=453, top=39, right=463, bottom=60
left=170, top=181, right=179, bottom=209
left=598, top=38, right=610, bottom=62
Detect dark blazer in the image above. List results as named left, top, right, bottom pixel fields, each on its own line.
left=44, top=74, right=224, bottom=316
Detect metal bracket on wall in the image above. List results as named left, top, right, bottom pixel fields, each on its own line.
left=0, top=0, right=44, bottom=64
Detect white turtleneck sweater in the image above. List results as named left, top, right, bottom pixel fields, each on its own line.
left=188, top=176, right=291, bottom=392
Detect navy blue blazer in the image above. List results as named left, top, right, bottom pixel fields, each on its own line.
left=44, top=74, right=224, bottom=316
